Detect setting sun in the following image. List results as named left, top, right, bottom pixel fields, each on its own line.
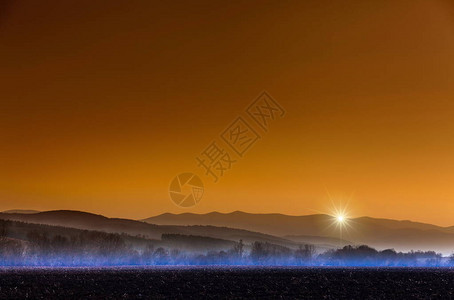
left=336, top=215, right=345, bottom=223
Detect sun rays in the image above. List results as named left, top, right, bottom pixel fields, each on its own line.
left=308, top=191, right=357, bottom=248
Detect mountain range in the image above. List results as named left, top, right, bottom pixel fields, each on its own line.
left=144, top=211, right=454, bottom=254
left=1, top=210, right=454, bottom=254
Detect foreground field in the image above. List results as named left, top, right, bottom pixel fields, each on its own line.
left=0, top=267, right=453, bottom=299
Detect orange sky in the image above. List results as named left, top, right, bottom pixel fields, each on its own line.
left=1, top=0, right=454, bottom=225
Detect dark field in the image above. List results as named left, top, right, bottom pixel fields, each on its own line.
left=0, top=267, right=453, bottom=299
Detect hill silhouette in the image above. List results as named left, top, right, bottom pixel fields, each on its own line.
left=0, top=210, right=300, bottom=249
left=143, top=211, right=454, bottom=254
left=2, top=210, right=454, bottom=254
left=2, top=210, right=40, bottom=214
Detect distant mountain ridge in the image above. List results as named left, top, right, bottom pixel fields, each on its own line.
left=143, top=211, right=454, bottom=235
left=0, top=210, right=301, bottom=250
left=2, top=209, right=40, bottom=214
left=143, top=211, right=454, bottom=254
left=2, top=210, right=454, bottom=254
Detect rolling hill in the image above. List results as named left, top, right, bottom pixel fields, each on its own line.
left=0, top=210, right=301, bottom=249
left=143, top=211, right=454, bottom=254
left=3, top=210, right=454, bottom=254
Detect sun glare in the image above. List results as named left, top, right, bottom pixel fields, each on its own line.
left=326, top=196, right=353, bottom=237
left=336, top=215, right=345, bottom=223
left=329, top=203, right=350, bottom=228
left=309, top=192, right=355, bottom=246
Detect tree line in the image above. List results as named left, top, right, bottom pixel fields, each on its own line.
left=0, top=220, right=453, bottom=267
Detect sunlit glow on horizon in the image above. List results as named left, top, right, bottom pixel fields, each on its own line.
left=330, top=204, right=350, bottom=231
left=308, top=192, right=355, bottom=237
left=336, top=215, right=345, bottom=223
left=322, top=192, right=357, bottom=247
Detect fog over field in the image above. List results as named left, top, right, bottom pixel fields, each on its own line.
left=0, top=210, right=453, bottom=267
